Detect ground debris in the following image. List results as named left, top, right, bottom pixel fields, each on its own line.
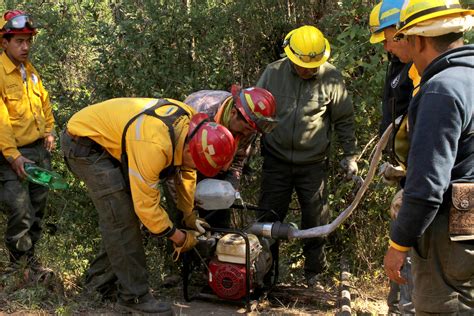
left=269, top=284, right=337, bottom=308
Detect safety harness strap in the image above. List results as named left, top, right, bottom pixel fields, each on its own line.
left=121, top=99, right=189, bottom=187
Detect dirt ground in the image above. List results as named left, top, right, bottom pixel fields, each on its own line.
left=0, top=224, right=390, bottom=315
left=171, top=287, right=389, bottom=315
left=1, top=272, right=390, bottom=315
left=2, top=294, right=388, bottom=316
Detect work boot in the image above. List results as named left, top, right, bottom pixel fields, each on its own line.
left=305, top=273, right=325, bottom=291
left=97, top=283, right=118, bottom=302
left=116, top=292, right=173, bottom=315
left=83, top=281, right=118, bottom=302
left=16, top=234, right=33, bottom=252
left=84, top=269, right=118, bottom=301
left=162, top=274, right=181, bottom=288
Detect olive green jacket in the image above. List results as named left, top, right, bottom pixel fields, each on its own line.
left=257, top=58, right=357, bottom=164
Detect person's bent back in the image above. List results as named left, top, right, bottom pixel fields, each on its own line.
left=61, top=98, right=235, bottom=314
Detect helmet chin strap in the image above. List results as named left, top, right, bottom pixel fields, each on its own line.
left=292, top=62, right=319, bottom=79
left=186, top=117, right=209, bottom=143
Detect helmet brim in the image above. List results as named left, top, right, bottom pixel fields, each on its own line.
left=284, top=38, right=331, bottom=68
left=1, top=29, right=37, bottom=37
left=256, top=117, right=278, bottom=134
left=370, top=31, right=385, bottom=44
left=395, top=9, right=474, bottom=37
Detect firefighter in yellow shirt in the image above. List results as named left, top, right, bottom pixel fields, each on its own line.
left=61, top=98, right=235, bottom=314
left=0, top=10, right=55, bottom=268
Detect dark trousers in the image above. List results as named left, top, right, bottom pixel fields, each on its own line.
left=258, top=153, right=329, bottom=277
left=61, top=132, right=148, bottom=301
left=411, top=209, right=474, bottom=314
left=0, top=140, right=50, bottom=262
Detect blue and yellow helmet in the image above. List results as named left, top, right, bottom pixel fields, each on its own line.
left=376, top=0, right=405, bottom=33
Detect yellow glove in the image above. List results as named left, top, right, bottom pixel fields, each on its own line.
left=182, top=211, right=210, bottom=234
left=172, top=230, right=199, bottom=262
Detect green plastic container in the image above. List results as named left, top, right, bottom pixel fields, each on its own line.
left=24, top=163, right=69, bottom=190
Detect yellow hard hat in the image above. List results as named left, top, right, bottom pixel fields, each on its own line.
left=283, top=25, right=330, bottom=68
left=396, top=0, right=474, bottom=36
left=369, top=3, right=385, bottom=44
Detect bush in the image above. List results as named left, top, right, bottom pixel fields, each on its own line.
left=3, top=0, right=472, bottom=312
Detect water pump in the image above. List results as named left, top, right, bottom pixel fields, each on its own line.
left=183, top=229, right=274, bottom=304
left=181, top=218, right=299, bottom=313
left=182, top=180, right=298, bottom=310
left=208, top=232, right=272, bottom=300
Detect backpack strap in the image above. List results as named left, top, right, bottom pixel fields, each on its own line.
left=121, top=99, right=190, bottom=187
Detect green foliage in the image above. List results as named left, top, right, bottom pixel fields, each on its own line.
left=2, top=0, right=453, bottom=312
left=319, top=0, right=390, bottom=278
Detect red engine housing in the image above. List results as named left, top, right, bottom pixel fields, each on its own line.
left=208, top=257, right=253, bottom=300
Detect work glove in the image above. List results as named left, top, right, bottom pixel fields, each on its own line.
left=182, top=211, right=210, bottom=234
left=172, top=230, right=199, bottom=262
left=339, top=156, right=358, bottom=180
left=389, top=189, right=404, bottom=220
left=378, top=162, right=406, bottom=186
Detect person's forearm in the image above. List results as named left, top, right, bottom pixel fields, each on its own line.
left=390, top=195, right=440, bottom=247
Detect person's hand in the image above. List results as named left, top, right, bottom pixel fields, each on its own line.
left=389, top=189, right=404, bottom=220
left=340, top=156, right=358, bottom=180
left=378, top=162, right=405, bottom=186
left=44, top=134, right=56, bottom=152
left=384, top=246, right=408, bottom=284
left=172, top=229, right=199, bottom=262
left=10, top=155, right=34, bottom=179
left=183, top=211, right=210, bottom=234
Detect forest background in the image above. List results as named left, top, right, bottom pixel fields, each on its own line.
left=0, top=0, right=473, bottom=314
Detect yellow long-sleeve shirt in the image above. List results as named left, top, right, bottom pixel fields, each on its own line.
left=408, top=64, right=421, bottom=96
left=390, top=64, right=422, bottom=252
left=67, top=98, right=197, bottom=234
left=0, top=52, right=55, bottom=162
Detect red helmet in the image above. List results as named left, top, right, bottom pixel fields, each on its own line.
left=231, top=85, right=278, bottom=133
left=187, top=113, right=236, bottom=177
left=1, top=10, right=37, bottom=37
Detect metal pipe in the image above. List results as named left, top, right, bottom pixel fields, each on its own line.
left=246, top=221, right=295, bottom=240
left=289, top=124, right=392, bottom=239
left=245, top=124, right=393, bottom=240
